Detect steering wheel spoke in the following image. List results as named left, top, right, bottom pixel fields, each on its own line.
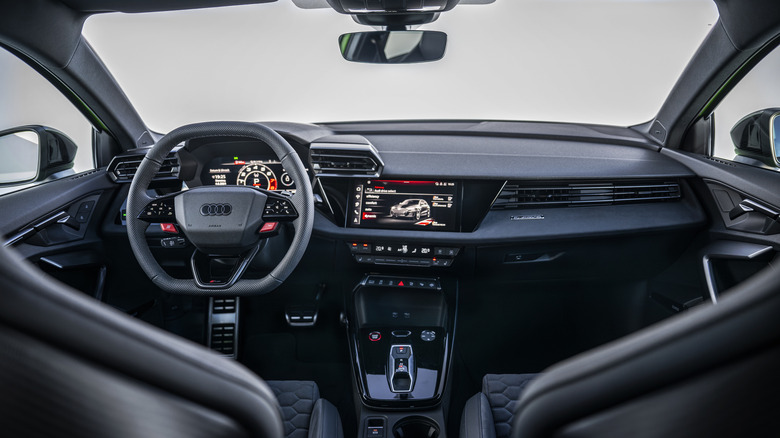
left=190, top=244, right=263, bottom=289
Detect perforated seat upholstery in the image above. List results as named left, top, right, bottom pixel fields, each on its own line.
left=267, top=381, right=343, bottom=438
left=460, top=374, right=537, bottom=438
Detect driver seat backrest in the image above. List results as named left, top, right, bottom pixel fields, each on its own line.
left=0, top=243, right=337, bottom=438
left=508, top=261, right=780, bottom=437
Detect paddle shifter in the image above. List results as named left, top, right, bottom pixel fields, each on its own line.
left=388, top=344, right=415, bottom=393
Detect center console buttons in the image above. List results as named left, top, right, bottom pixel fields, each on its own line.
left=421, top=330, right=436, bottom=342
left=362, top=275, right=441, bottom=290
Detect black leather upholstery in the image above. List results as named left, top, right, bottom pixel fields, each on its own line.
left=0, top=243, right=343, bottom=438
left=484, top=374, right=537, bottom=437
left=460, top=393, right=496, bottom=438
left=460, top=374, right=537, bottom=438
left=461, top=261, right=780, bottom=438
left=0, top=326, right=250, bottom=438
left=309, top=398, right=345, bottom=438
left=267, top=380, right=343, bottom=438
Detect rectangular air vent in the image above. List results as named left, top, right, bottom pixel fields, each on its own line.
left=309, top=136, right=383, bottom=177
left=492, top=181, right=681, bottom=209
left=108, top=152, right=179, bottom=183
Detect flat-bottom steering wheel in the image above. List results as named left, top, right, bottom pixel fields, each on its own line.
left=126, top=122, right=313, bottom=296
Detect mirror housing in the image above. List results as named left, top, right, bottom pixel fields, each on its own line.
left=339, top=31, right=446, bottom=64
left=731, top=108, right=780, bottom=168
left=0, top=125, right=78, bottom=186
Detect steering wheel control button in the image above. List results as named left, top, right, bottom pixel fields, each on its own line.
left=140, top=198, right=176, bottom=221
left=369, top=331, right=382, bottom=342
left=262, top=198, right=297, bottom=220
left=160, top=223, right=178, bottom=233
left=259, top=222, right=279, bottom=233
left=420, top=330, right=436, bottom=342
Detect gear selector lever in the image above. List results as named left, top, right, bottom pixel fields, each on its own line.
left=388, top=344, right=415, bottom=393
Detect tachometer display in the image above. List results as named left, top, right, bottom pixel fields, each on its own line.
left=202, top=156, right=299, bottom=192
left=237, top=163, right=277, bottom=190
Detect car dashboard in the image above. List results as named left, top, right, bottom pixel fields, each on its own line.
left=107, top=120, right=703, bottom=245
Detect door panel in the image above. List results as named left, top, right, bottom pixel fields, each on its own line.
left=662, top=149, right=780, bottom=303
left=1, top=169, right=118, bottom=299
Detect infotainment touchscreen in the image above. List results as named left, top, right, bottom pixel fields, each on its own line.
left=349, top=180, right=459, bottom=231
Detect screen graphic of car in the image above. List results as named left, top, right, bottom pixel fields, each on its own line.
left=390, top=199, right=431, bottom=220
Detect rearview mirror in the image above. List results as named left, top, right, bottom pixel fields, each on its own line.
left=339, top=31, right=447, bottom=64
left=0, top=125, right=78, bottom=186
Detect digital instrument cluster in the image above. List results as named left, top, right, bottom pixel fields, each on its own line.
left=349, top=179, right=459, bottom=232
left=202, top=156, right=297, bottom=191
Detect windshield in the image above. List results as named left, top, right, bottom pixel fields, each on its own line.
left=83, top=1, right=718, bottom=133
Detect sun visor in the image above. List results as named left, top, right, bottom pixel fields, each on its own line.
left=715, top=0, right=780, bottom=51
left=0, top=0, right=87, bottom=69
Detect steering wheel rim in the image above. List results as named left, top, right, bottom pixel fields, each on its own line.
left=126, top=121, right=314, bottom=296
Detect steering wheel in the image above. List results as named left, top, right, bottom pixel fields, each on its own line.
left=126, top=122, right=313, bottom=296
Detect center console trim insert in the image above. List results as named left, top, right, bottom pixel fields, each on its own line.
left=348, top=274, right=457, bottom=409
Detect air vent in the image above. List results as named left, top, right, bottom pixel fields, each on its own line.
left=309, top=136, right=383, bottom=177
left=108, top=152, right=179, bottom=183
left=69, top=169, right=100, bottom=180
left=703, top=156, right=737, bottom=167
left=492, top=181, right=681, bottom=210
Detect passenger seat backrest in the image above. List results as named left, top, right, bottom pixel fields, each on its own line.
left=511, top=261, right=780, bottom=438
left=0, top=244, right=285, bottom=438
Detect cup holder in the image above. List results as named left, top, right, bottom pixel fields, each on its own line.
left=392, top=416, right=440, bottom=438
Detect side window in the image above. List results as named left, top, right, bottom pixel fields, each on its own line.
left=0, top=47, right=94, bottom=195
left=713, top=45, right=780, bottom=169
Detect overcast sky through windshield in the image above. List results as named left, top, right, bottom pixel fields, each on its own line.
left=84, top=0, right=718, bottom=132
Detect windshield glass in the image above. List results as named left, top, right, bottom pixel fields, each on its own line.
left=83, top=1, right=718, bottom=133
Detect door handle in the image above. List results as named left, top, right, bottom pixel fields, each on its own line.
left=729, top=198, right=779, bottom=220
left=701, top=241, right=774, bottom=304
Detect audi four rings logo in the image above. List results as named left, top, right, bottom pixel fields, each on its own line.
left=200, top=203, right=232, bottom=216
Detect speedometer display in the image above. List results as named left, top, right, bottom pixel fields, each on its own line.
left=202, top=156, right=298, bottom=192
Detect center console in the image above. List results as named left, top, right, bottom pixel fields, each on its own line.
left=314, top=173, right=484, bottom=437
left=348, top=274, right=456, bottom=438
